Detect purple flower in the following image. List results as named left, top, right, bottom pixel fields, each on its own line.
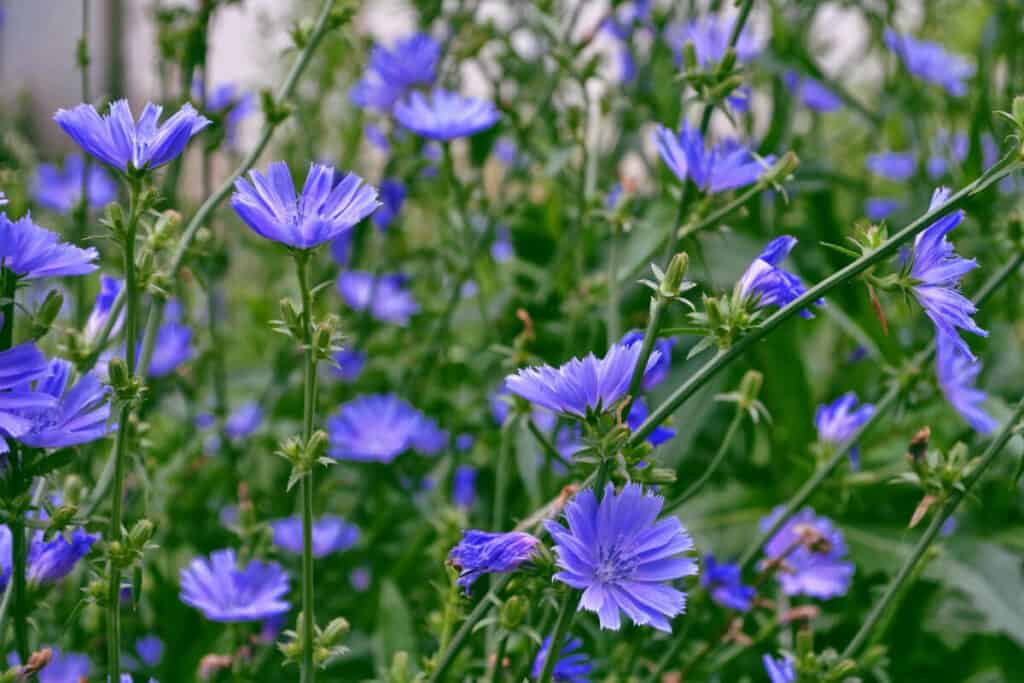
left=654, top=122, right=773, bottom=194
left=337, top=271, right=419, bottom=325
left=490, top=386, right=557, bottom=432
left=374, top=179, right=405, bottom=230
left=627, top=398, right=675, bottom=446
left=494, top=137, right=526, bottom=168
left=0, top=358, right=111, bottom=453
left=546, top=483, right=697, bottom=632
left=865, top=197, right=903, bottom=221
left=620, top=330, right=673, bottom=390
left=395, top=89, right=501, bottom=141
left=737, top=236, right=820, bottom=317
left=179, top=549, right=290, bottom=622
left=197, top=81, right=254, bottom=146
left=665, top=16, right=762, bottom=67
left=350, top=566, right=371, bottom=592
left=232, top=161, right=380, bottom=250
left=146, top=300, right=192, bottom=378
left=936, top=332, right=996, bottom=433
left=866, top=151, right=916, bottom=181
left=760, top=506, right=853, bottom=599
left=884, top=29, right=974, bottom=97
left=909, top=187, right=986, bottom=359
left=0, top=343, right=54, bottom=441
left=783, top=72, right=841, bottom=113
left=530, top=637, right=593, bottom=682
left=54, top=100, right=210, bottom=172
left=34, top=154, right=117, bottom=213
left=330, top=231, right=352, bottom=267
left=927, top=130, right=968, bottom=179
left=505, top=343, right=663, bottom=419
left=365, top=123, right=390, bottom=152
left=327, top=394, right=441, bottom=462
left=701, top=555, right=755, bottom=611
left=455, top=433, right=475, bottom=451
left=0, top=508, right=97, bottom=589
left=271, top=515, right=359, bottom=558
left=225, top=401, right=262, bottom=440
left=331, top=348, right=366, bottom=382
left=350, top=33, right=440, bottom=112
left=763, top=654, right=796, bottom=683
left=491, top=228, right=514, bottom=262
left=84, top=275, right=124, bottom=342
left=452, top=465, right=476, bottom=508
left=0, top=212, right=98, bottom=280
left=135, top=636, right=164, bottom=667
left=448, top=530, right=539, bottom=591
left=815, top=392, right=874, bottom=468
left=8, top=647, right=91, bottom=683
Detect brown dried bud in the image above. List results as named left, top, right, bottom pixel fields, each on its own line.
left=908, top=426, right=931, bottom=462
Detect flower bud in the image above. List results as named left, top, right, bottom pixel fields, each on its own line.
left=500, top=595, right=528, bottom=630
left=107, top=358, right=132, bottom=394
left=320, top=616, right=350, bottom=646
left=659, top=252, right=690, bottom=299
left=129, top=518, right=156, bottom=550
left=715, top=47, right=737, bottom=76
left=641, top=467, right=678, bottom=485
left=306, top=430, right=330, bottom=464
left=738, top=370, right=763, bottom=409
left=761, top=151, right=800, bottom=187
left=682, top=42, right=698, bottom=72
left=30, top=289, right=64, bottom=340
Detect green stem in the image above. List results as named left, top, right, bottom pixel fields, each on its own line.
left=0, top=269, right=15, bottom=350
left=625, top=297, right=667, bottom=404
left=628, top=156, right=1022, bottom=448
left=73, top=0, right=93, bottom=326
left=10, top=461, right=28, bottom=663
left=842, top=394, right=1024, bottom=660
left=295, top=253, right=318, bottom=683
left=666, top=404, right=744, bottom=512
left=527, top=419, right=572, bottom=471
left=737, top=248, right=1024, bottom=572
left=492, top=416, right=518, bottom=531
left=537, top=591, right=578, bottom=683
left=427, top=574, right=513, bottom=683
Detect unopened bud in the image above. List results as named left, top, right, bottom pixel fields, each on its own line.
left=30, top=290, right=64, bottom=340
left=738, top=370, right=763, bottom=408
left=642, top=467, right=678, bottom=485
left=761, top=151, right=800, bottom=186
left=704, top=295, right=724, bottom=330
left=682, top=42, right=698, bottom=72
left=128, top=518, right=156, bottom=549
left=660, top=252, right=690, bottom=298
left=153, top=210, right=181, bottom=243
left=306, top=430, right=329, bottom=463
left=107, top=358, right=132, bottom=394
left=320, top=617, right=350, bottom=646
left=716, top=47, right=737, bottom=76
left=500, top=596, right=528, bottom=630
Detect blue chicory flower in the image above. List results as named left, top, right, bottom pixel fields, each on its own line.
left=327, top=394, right=442, bottom=462
left=627, top=398, right=675, bottom=446
left=84, top=274, right=124, bottom=342
left=146, top=300, right=192, bottom=378
left=909, top=187, right=986, bottom=359
left=664, top=15, right=762, bottom=67
left=373, top=179, right=406, bottom=230
left=763, top=654, right=796, bottom=683
left=0, top=518, right=98, bottom=589
left=490, top=385, right=557, bottom=433
left=34, top=154, right=118, bottom=214
left=364, top=123, right=390, bottom=152
left=270, top=515, right=359, bottom=558
left=493, top=137, right=527, bottom=168
left=54, top=99, right=210, bottom=172
left=866, top=151, right=916, bottom=181
left=927, top=130, right=968, bottom=179
left=491, top=228, right=514, bottom=262
left=135, top=635, right=164, bottom=667
left=760, top=506, right=854, bottom=599
left=815, top=392, right=874, bottom=468
left=225, top=401, right=263, bottom=440
left=0, top=212, right=98, bottom=280
left=655, top=121, right=773, bottom=194
left=452, top=465, right=476, bottom=508
left=337, top=271, right=419, bottom=325
left=620, top=330, right=673, bottom=390
left=179, top=549, right=290, bottom=622
left=8, top=647, right=91, bottom=683
left=864, top=197, right=903, bottom=221
left=783, top=71, right=841, bottom=112
left=394, top=89, right=501, bottom=141
left=936, top=332, right=996, bottom=433
left=350, top=33, right=440, bottom=112
left=350, top=567, right=371, bottom=592
left=448, top=530, right=539, bottom=591
left=232, top=161, right=380, bottom=250
left=196, top=80, right=254, bottom=146
left=530, top=637, right=593, bottom=682
left=331, top=348, right=366, bottom=383
left=505, top=342, right=663, bottom=419
left=701, top=554, right=755, bottom=611
left=455, top=433, right=475, bottom=452
left=884, top=29, right=974, bottom=97
left=737, top=236, right=820, bottom=317
left=546, top=483, right=697, bottom=632
left=0, top=343, right=54, bottom=441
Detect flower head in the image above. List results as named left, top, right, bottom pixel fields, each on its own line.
left=374, top=179, right=405, bottom=231
left=884, top=29, right=974, bottom=97
left=34, top=154, right=117, bottom=213
left=0, top=343, right=55, bottom=441
left=546, top=483, right=697, bottom=632
left=197, top=81, right=254, bottom=146
left=0, top=510, right=98, bottom=590
left=84, top=275, right=124, bottom=342
left=815, top=392, right=874, bottom=468
left=225, top=401, right=262, bottom=440
left=350, top=33, right=440, bottom=112
left=179, top=549, right=290, bottom=622
left=0, top=213, right=98, bottom=280
left=760, top=507, right=853, bottom=599
left=783, top=72, right=841, bottom=113
left=866, top=151, right=916, bottom=182
left=233, top=162, right=379, bottom=250
left=927, top=130, right=968, bottom=179
left=331, top=348, right=366, bottom=382
left=54, top=100, right=210, bottom=172
left=627, top=398, right=675, bottom=446
left=327, top=394, right=441, bottom=462
left=271, top=515, right=359, bottom=558
left=395, top=89, right=500, bottom=141
left=763, top=654, right=796, bottom=683
left=135, top=635, right=164, bottom=667
left=655, top=122, right=772, bottom=194
left=936, top=332, right=996, bottom=433
left=530, top=637, right=593, bottom=682
left=146, top=300, right=192, bottom=378
left=865, top=197, right=903, bottom=221
left=337, top=271, right=418, bottom=325
left=737, top=236, right=820, bottom=317
left=448, top=530, right=539, bottom=591
left=665, top=16, right=762, bottom=67
left=506, top=343, right=663, bottom=419
left=701, top=554, right=755, bottom=611
left=452, top=465, right=477, bottom=508
left=909, top=187, right=985, bottom=359
left=620, top=330, right=673, bottom=390
left=0, top=358, right=111, bottom=452
left=492, top=227, right=514, bottom=262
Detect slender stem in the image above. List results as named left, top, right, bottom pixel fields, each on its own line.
left=666, top=404, right=744, bottom=512
left=537, top=591, right=578, bottom=683
left=295, top=253, right=318, bottom=683
left=628, top=156, right=1022, bottom=448
left=492, top=416, right=518, bottom=531
left=842, top=394, right=1024, bottom=660
left=625, top=297, right=667, bottom=404
left=73, top=0, right=93, bottom=326
left=607, top=227, right=621, bottom=341
left=0, top=479, right=46, bottom=650
left=10, top=453, right=28, bottom=663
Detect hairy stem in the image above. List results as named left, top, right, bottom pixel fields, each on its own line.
left=296, top=253, right=318, bottom=683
